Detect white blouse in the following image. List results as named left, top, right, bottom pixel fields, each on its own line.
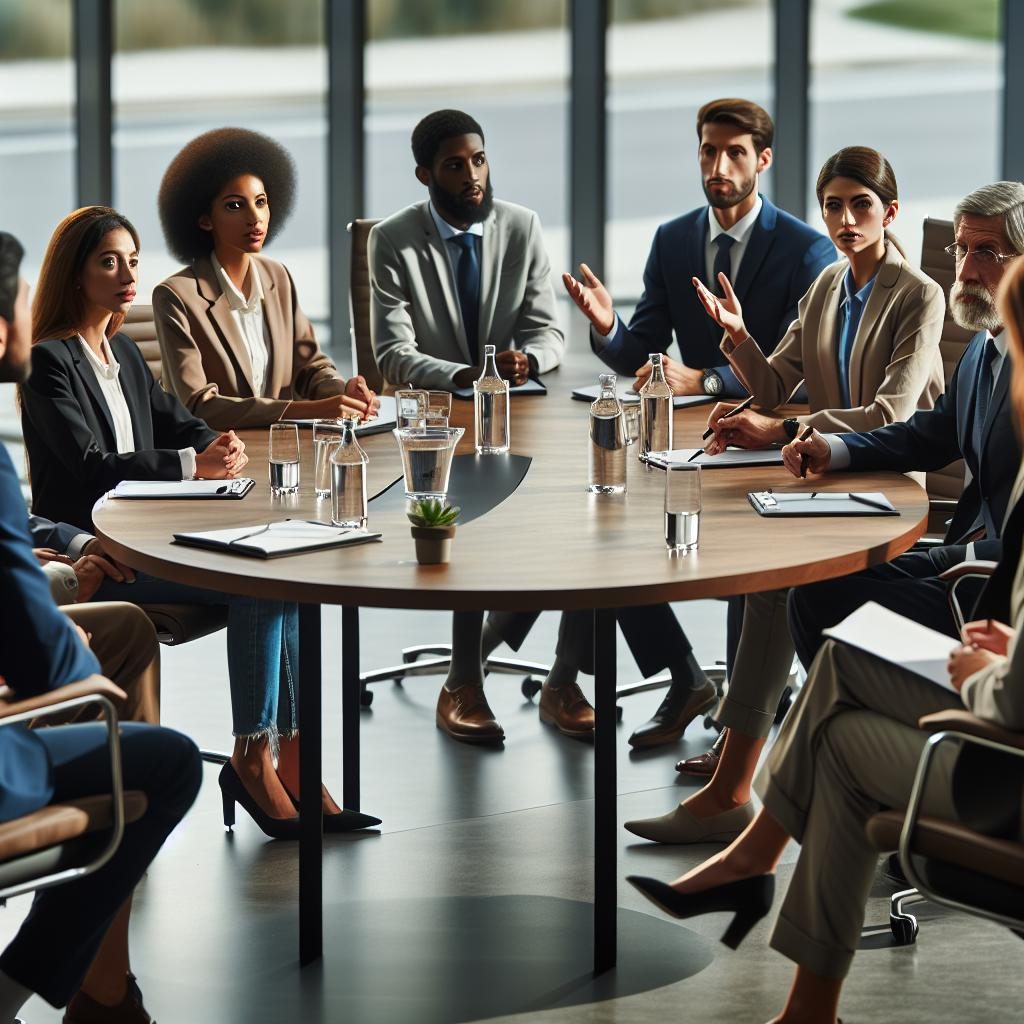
left=211, top=252, right=270, bottom=397
left=77, top=336, right=195, bottom=479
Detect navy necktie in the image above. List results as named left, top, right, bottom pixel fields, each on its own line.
left=973, top=336, right=998, bottom=456
left=450, top=233, right=481, bottom=365
left=712, top=234, right=735, bottom=296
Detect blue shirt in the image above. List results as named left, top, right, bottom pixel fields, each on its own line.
left=837, top=268, right=876, bottom=408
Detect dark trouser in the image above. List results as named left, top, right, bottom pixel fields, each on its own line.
left=787, top=549, right=984, bottom=671
left=489, top=604, right=692, bottom=678
left=0, top=723, right=202, bottom=1007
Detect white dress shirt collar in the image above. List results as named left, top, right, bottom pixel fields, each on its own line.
left=429, top=202, right=485, bottom=241
left=211, top=252, right=264, bottom=313
left=707, top=194, right=763, bottom=246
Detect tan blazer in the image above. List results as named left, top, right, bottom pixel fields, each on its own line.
left=369, top=199, right=564, bottom=389
left=721, top=240, right=945, bottom=431
left=153, top=255, right=346, bottom=431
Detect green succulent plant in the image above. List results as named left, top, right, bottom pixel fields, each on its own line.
left=406, top=498, right=461, bottom=528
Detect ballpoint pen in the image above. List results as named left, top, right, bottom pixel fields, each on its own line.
left=847, top=493, right=895, bottom=512
left=797, top=424, right=814, bottom=478
left=702, top=393, right=755, bottom=441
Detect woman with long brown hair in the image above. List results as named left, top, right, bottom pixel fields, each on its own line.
left=628, top=147, right=947, bottom=846
left=20, top=206, right=379, bottom=839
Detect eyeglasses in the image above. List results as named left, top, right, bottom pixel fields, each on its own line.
left=944, top=243, right=1020, bottom=266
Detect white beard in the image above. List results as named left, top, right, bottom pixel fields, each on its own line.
left=950, top=281, right=1003, bottom=332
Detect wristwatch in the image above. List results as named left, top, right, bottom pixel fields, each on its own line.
left=782, top=417, right=801, bottom=442
left=701, top=368, right=724, bottom=396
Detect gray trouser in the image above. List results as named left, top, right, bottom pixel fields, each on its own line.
left=716, top=589, right=794, bottom=737
left=754, top=638, right=964, bottom=979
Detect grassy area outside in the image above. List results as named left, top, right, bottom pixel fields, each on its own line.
left=848, top=0, right=999, bottom=41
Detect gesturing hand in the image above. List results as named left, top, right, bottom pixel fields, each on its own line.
left=562, top=263, right=615, bottom=336
left=691, top=274, right=747, bottom=342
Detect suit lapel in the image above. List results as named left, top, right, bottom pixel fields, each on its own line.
left=255, top=258, right=283, bottom=398
left=688, top=211, right=719, bottom=350
left=979, top=343, right=1010, bottom=466
left=956, top=333, right=984, bottom=463
left=732, top=197, right=775, bottom=301
left=66, top=337, right=117, bottom=445
left=420, top=204, right=470, bottom=363
left=194, top=258, right=256, bottom=396
left=817, top=267, right=844, bottom=405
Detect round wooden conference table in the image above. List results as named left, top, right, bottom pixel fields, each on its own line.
left=93, top=373, right=929, bottom=972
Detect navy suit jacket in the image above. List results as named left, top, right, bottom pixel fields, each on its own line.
left=840, top=331, right=1020, bottom=568
left=0, top=446, right=100, bottom=822
left=594, top=196, right=836, bottom=397
left=28, top=515, right=89, bottom=553
left=21, top=333, right=218, bottom=531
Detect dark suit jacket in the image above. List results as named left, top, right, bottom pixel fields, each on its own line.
left=28, top=515, right=89, bottom=553
left=594, top=195, right=836, bottom=397
left=21, top=333, right=218, bottom=530
left=0, top=446, right=100, bottom=821
left=840, top=331, right=1020, bottom=569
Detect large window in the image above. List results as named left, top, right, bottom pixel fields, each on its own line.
left=809, top=1, right=1001, bottom=266
left=606, top=0, right=773, bottom=298
left=365, top=2, right=570, bottom=288
left=112, top=0, right=329, bottom=328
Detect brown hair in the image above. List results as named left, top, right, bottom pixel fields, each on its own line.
left=32, top=207, right=140, bottom=344
left=696, top=98, right=774, bottom=154
left=998, top=256, right=1024, bottom=436
left=815, top=146, right=904, bottom=257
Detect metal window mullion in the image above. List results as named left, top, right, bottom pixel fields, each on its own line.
left=772, top=0, right=810, bottom=216
left=74, top=0, right=114, bottom=206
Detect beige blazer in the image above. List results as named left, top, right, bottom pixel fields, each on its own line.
left=369, top=199, right=564, bottom=389
left=153, top=255, right=345, bottom=431
left=721, top=240, right=945, bottom=431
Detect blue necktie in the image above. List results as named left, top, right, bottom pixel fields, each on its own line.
left=712, top=234, right=735, bottom=296
left=450, top=233, right=480, bottom=365
left=973, top=336, right=999, bottom=456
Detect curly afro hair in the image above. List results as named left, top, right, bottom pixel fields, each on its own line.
left=411, top=109, right=484, bottom=170
left=157, top=127, right=296, bottom=264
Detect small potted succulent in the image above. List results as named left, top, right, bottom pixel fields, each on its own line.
left=407, top=499, right=461, bottom=565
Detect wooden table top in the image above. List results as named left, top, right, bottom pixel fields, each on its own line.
left=93, top=370, right=929, bottom=610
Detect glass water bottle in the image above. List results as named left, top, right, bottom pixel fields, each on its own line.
left=639, top=351, right=673, bottom=460
left=473, top=344, right=510, bottom=454
left=330, top=418, right=368, bottom=529
left=587, top=373, right=626, bottom=494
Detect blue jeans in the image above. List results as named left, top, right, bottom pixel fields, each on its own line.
left=96, top=573, right=299, bottom=739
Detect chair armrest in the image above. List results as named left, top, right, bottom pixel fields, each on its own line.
left=929, top=498, right=959, bottom=515
left=0, top=676, right=126, bottom=722
left=938, top=560, right=998, bottom=583
left=918, top=709, right=1024, bottom=752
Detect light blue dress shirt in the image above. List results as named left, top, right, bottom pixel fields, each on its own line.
left=836, top=268, right=876, bottom=409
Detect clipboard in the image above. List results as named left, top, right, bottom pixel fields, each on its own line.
left=747, top=490, right=898, bottom=517
left=452, top=377, right=547, bottom=400
left=173, top=519, right=382, bottom=559
left=110, top=478, right=255, bottom=499
left=570, top=384, right=711, bottom=409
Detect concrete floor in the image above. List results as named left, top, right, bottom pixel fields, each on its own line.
left=4, top=604, right=1021, bottom=1023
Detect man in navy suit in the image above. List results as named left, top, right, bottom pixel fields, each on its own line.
left=0, top=230, right=200, bottom=1022
left=564, top=97, right=835, bottom=399
left=783, top=182, right=1024, bottom=666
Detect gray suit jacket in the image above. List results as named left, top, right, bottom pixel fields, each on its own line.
left=369, top=199, right=564, bottom=388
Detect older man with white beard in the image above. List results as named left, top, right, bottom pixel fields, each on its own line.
left=775, top=181, right=1024, bottom=667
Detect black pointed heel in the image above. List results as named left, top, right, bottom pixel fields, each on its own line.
left=217, top=763, right=302, bottom=840
left=283, top=783, right=382, bottom=833
left=626, top=873, right=774, bottom=949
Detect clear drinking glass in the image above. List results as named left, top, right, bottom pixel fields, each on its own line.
left=426, top=391, right=452, bottom=427
left=312, top=420, right=342, bottom=499
left=393, top=426, right=465, bottom=500
left=395, top=388, right=428, bottom=429
left=622, top=403, right=641, bottom=446
left=268, top=422, right=300, bottom=495
left=665, top=463, right=701, bottom=554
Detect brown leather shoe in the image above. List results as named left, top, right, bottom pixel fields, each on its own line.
left=436, top=685, right=505, bottom=744
left=628, top=679, right=718, bottom=750
left=676, top=728, right=727, bottom=777
left=63, top=982, right=153, bottom=1023
left=539, top=681, right=595, bottom=738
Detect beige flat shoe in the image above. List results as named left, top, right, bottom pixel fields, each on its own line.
left=624, top=800, right=754, bottom=844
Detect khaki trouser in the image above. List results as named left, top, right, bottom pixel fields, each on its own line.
left=61, top=602, right=161, bottom=725
left=754, top=639, right=964, bottom=979
left=716, top=589, right=795, bottom=737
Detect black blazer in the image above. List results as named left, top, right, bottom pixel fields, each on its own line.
left=840, top=331, right=1020, bottom=568
left=21, top=333, right=218, bottom=530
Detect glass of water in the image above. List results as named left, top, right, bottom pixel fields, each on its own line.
left=269, top=422, right=300, bottom=495
left=312, top=420, right=342, bottom=499
left=623, top=403, right=641, bottom=446
left=665, top=463, right=701, bottom=554
left=393, top=426, right=464, bottom=500
left=426, top=391, right=452, bottom=427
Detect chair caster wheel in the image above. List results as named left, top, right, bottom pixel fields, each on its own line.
left=521, top=677, right=542, bottom=700
left=703, top=714, right=720, bottom=730
left=359, top=688, right=374, bottom=708
left=890, top=915, right=918, bottom=946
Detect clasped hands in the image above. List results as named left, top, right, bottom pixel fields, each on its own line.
left=34, top=538, right=137, bottom=604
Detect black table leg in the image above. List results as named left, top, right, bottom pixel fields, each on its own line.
left=342, top=605, right=361, bottom=812
left=298, top=602, right=323, bottom=965
left=593, top=606, right=617, bottom=974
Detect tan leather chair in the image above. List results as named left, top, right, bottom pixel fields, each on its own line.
left=0, top=678, right=147, bottom=899
left=349, top=219, right=384, bottom=393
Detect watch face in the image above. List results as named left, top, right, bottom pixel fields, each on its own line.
left=703, top=371, right=723, bottom=396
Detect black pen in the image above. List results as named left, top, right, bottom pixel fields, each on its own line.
left=702, top=394, right=755, bottom=441
left=797, top=425, right=814, bottom=478
left=848, top=493, right=894, bottom=513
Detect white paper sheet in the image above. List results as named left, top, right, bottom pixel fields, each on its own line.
left=174, top=519, right=380, bottom=557
left=646, top=448, right=785, bottom=468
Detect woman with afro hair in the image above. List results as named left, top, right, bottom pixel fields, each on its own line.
left=153, top=127, right=377, bottom=430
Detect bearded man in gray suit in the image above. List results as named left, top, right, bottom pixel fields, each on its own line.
left=368, top=111, right=589, bottom=745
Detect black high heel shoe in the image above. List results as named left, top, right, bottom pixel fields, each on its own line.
left=218, top=763, right=302, bottom=840
left=283, top=783, right=381, bottom=834
left=626, top=873, right=774, bottom=949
